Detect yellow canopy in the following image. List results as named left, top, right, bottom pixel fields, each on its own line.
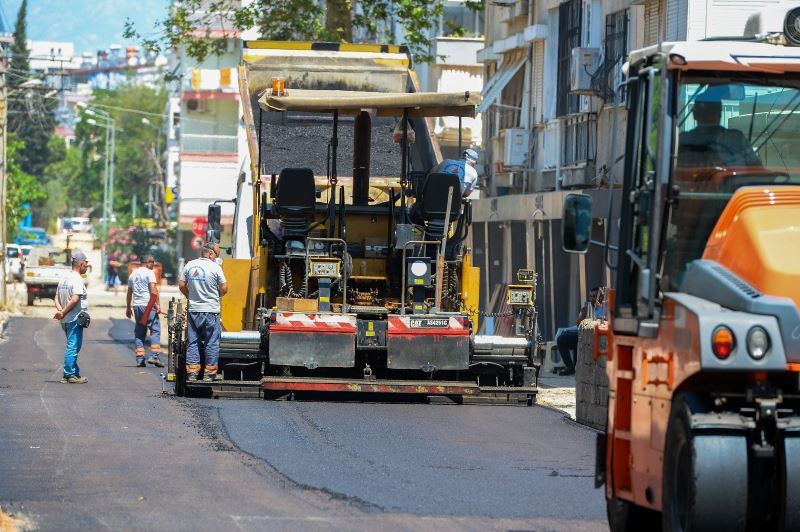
left=259, top=89, right=480, bottom=117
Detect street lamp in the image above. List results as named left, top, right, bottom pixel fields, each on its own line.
left=82, top=108, right=117, bottom=281
left=141, top=117, right=164, bottom=219
left=85, top=116, right=116, bottom=231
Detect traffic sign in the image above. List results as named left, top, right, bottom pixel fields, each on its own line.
left=191, top=236, right=204, bottom=251
left=191, top=217, right=207, bottom=237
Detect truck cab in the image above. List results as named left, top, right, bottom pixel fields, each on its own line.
left=564, top=6, right=800, bottom=531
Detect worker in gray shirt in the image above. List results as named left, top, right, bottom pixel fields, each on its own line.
left=179, top=242, right=228, bottom=382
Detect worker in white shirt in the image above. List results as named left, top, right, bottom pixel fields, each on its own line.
left=126, top=255, right=163, bottom=368
left=179, top=243, right=228, bottom=382
left=428, top=148, right=479, bottom=198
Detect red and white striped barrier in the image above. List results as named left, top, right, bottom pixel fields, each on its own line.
left=270, top=312, right=357, bottom=334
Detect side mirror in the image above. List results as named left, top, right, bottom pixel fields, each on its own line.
left=562, top=193, right=593, bottom=253
left=207, top=203, right=222, bottom=243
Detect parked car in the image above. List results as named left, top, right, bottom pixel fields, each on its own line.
left=4, top=244, right=24, bottom=282
left=15, top=227, right=51, bottom=247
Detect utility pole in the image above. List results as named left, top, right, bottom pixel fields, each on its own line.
left=0, top=49, right=7, bottom=309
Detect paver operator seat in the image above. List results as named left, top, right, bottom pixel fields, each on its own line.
left=415, top=172, right=463, bottom=240
left=274, top=167, right=317, bottom=240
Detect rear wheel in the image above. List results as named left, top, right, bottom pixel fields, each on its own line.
left=782, top=433, right=800, bottom=531
left=662, top=395, right=748, bottom=532
left=607, top=493, right=661, bottom=532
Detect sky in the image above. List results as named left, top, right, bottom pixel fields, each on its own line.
left=1, top=0, right=170, bottom=55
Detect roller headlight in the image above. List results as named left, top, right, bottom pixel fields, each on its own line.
left=747, top=327, right=770, bottom=360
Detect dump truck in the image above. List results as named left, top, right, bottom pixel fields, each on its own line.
left=167, top=41, right=540, bottom=402
left=562, top=6, right=800, bottom=531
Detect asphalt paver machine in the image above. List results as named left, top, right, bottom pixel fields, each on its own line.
left=167, top=42, right=539, bottom=403
left=563, top=6, right=800, bottom=531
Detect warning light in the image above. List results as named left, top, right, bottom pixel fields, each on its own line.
left=712, top=326, right=735, bottom=359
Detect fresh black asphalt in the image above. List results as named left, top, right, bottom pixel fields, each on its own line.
left=0, top=315, right=606, bottom=530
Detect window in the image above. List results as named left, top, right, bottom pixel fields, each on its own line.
left=603, top=10, right=628, bottom=102
left=442, top=3, right=484, bottom=37
left=662, top=78, right=800, bottom=290
left=557, top=0, right=582, bottom=117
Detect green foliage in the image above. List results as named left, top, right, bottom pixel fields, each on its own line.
left=125, top=0, right=483, bottom=64
left=73, top=85, right=168, bottom=221
left=8, top=0, right=56, bottom=178
left=6, top=136, right=46, bottom=239
left=105, top=224, right=176, bottom=279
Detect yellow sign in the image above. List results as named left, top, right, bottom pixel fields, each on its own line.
left=191, top=69, right=201, bottom=90
left=165, top=185, right=174, bottom=205
left=133, top=218, right=157, bottom=228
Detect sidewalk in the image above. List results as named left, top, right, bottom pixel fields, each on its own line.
left=537, top=371, right=577, bottom=420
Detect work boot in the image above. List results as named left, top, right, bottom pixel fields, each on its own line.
left=147, top=356, right=165, bottom=368
left=136, top=358, right=146, bottom=368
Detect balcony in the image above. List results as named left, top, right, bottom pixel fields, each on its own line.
left=181, top=133, right=237, bottom=153
left=563, top=113, right=596, bottom=167
left=433, top=37, right=484, bottom=67
left=180, top=134, right=238, bottom=163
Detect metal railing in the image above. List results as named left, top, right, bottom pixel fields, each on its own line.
left=181, top=133, right=238, bottom=154
left=563, top=113, right=597, bottom=166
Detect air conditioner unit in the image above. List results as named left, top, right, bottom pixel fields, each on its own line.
left=494, top=171, right=517, bottom=188
left=186, top=98, right=206, bottom=113
left=570, top=47, right=600, bottom=95
left=503, top=128, right=530, bottom=168
left=745, top=4, right=800, bottom=43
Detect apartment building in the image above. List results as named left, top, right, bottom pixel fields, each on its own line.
left=475, top=0, right=782, bottom=338
left=417, top=1, right=486, bottom=158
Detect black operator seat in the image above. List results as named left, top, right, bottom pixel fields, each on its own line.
left=275, top=167, right=317, bottom=239
left=417, top=172, right=463, bottom=240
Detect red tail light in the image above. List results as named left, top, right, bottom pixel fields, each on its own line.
left=712, top=326, right=735, bottom=359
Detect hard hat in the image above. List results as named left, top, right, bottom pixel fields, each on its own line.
left=463, top=149, right=478, bottom=163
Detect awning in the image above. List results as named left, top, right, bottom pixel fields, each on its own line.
left=477, top=53, right=527, bottom=113
left=259, top=89, right=480, bottom=117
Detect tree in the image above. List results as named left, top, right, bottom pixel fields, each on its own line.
left=8, top=0, right=56, bottom=178
left=73, top=85, right=168, bottom=222
left=126, top=0, right=482, bottom=64
left=6, top=137, right=46, bottom=239
left=40, top=136, right=84, bottom=228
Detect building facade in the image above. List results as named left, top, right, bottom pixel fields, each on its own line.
left=475, top=0, right=781, bottom=339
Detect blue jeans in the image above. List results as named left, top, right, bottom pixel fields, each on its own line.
left=556, top=326, right=579, bottom=370
left=134, top=306, right=161, bottom=357
left=61, top=320, right=84, bottom=378
left=186, top=312, right=221, bottom=375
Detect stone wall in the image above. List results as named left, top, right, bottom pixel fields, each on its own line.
left=575, top=319, right=609, bottom=431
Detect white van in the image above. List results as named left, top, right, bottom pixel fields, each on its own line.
left=68, top=217, right=93, bottom=233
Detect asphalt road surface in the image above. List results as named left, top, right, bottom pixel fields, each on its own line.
left=0, top=313, right=606, bottom=531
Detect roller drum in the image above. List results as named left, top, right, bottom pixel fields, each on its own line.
left=219, top=331, right=263, bottom=357
left=472, top=335, right=531, bottom=357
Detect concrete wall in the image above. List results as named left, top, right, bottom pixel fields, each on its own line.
left=575, top=319, right=608, bottom=431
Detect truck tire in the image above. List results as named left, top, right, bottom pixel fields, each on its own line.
left=607, top=494, right=660, bottom=532
left=783, top=434, right=800, bottom=531
left=662, top=394, right=748, bottom=532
